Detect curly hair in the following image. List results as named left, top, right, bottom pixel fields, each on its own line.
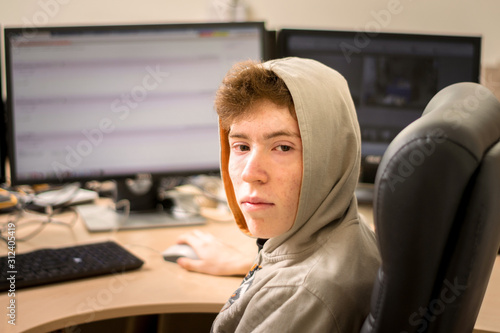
left=214, top=60, right=296, bottom=130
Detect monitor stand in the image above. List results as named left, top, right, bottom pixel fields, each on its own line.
left=78, top=176, right=206, bottom=232
left=77, top=204, right=206, bottom=232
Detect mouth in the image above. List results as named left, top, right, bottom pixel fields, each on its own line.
left=240, top=197, right=274, bottom=211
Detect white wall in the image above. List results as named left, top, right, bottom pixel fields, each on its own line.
left=1, top=0, right=499, bottom=89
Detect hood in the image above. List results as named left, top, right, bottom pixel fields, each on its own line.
left=219, top=57, right=361, bottom=254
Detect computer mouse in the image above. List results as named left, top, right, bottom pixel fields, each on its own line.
left=162, top=244, right=199, bottom=263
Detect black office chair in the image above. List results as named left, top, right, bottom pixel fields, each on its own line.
left=361, top=82, right=500, bottom=333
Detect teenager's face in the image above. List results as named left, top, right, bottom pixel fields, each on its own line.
left=228, top=100, right=303, bottom=239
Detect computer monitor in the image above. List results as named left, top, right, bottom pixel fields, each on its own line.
left=5, top=22, right=268, bottom=210
left=277, top=29, right=481, bottom=186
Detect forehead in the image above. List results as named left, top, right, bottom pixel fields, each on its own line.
left=229, top=100, right=300, bottom=137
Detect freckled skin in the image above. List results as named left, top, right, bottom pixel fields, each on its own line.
left=228, top=101, right=303, bottom=239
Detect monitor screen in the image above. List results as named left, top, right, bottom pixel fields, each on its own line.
left=5, top=22, right=267, bottom=187
left=277, top=29, right=481, bottom=183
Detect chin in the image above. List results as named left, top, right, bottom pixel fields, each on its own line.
left=247, top=221, right=272, bottom=238
left=246, top=215, right=290, bottom=239
left=248, top=226, right=279, bottom=239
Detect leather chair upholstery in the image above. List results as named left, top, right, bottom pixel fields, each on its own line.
left=361, top=82, right=500, bottom=333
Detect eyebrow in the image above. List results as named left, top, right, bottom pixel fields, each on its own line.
left=229, top=130, right=301, bottom=141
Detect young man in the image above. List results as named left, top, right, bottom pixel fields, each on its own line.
left=180, top=57, right=380, bottom=332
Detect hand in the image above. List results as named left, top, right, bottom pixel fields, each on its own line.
left=176, top=230, right=254, bottom=276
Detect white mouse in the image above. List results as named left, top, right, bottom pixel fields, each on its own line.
left=162, top=244, right=199, bottom=263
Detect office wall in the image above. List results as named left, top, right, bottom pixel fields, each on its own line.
left=1, top=0, right=499, bottom=94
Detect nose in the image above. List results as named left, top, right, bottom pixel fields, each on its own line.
left=241, top=150, right=269, bottom=184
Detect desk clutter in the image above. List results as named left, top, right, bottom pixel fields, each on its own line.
left=0, top=174, right=231, bottom=239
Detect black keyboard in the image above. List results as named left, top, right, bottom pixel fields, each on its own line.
left=0, top=241, right=144, bottom=292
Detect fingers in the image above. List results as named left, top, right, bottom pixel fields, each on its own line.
left=177, top=230, right=213, bottom=246
left=176, top=230, right=221, bottom=258
left=176, top=257, right=199, bottom=271
left=173, top=229, right=253, bottom=276
left=177, top=257, right=214, bottom=275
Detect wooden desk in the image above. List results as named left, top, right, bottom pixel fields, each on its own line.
left=0, top=203, right=498, bottom=332
left=475, top=255, right=500, bottom=333
left=0, top=207, right=256, bottom=333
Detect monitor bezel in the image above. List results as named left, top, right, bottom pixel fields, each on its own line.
left=5, top=21, right=268, bottom=186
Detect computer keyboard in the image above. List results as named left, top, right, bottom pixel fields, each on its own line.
left=0, top=241, right=144, bottom=292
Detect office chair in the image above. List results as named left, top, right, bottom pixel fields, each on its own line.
left=360, top=82, right=500, bottom=333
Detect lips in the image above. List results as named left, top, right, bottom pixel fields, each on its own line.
left=240, top=197, right=274, bottom=211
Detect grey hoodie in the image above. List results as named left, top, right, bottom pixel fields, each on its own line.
left=213, top=57, right=381, bottom=332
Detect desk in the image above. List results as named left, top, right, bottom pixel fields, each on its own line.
left=470, top=255, right=500, bottom=333
left=0, top=205, right=257, bottom=333
left=0, top=204, right=499, bottom=333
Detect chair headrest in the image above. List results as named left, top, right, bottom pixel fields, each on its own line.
left=378, top=82, right=500, bottom=184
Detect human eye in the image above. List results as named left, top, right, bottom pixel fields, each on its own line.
left=275, top=145, right=292, bottom=152
left=232, top=143, right=250, bottom=152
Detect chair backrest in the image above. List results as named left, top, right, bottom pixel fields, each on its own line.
left=361, top=82, right=500, bottom=333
